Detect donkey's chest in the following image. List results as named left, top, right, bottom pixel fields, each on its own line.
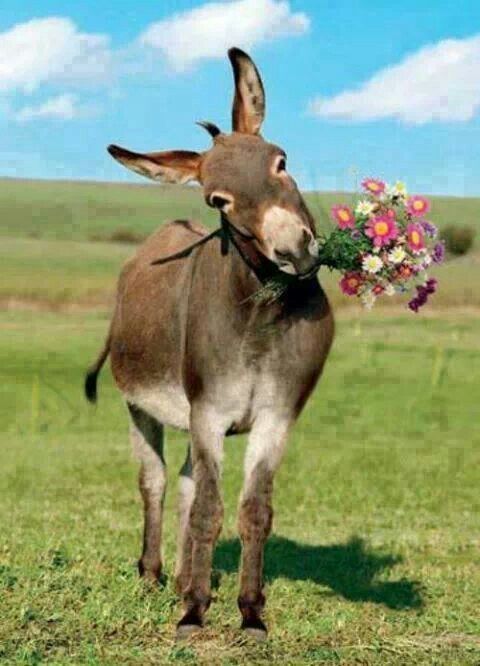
left=209, top=366, right=281, bottom=435
left=126, top=316, right=328, bottom=435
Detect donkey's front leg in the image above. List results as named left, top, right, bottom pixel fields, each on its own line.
left=237, top=414, right=289, bottom=640
left=177, top=404, right=224, bottom=638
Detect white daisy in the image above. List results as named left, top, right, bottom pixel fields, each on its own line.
left=384, top=283, right=396, bottom=296
left=394, top=181, right=408, bottom=197
left=362, top=254, right=383, bottom=274
left=361, top=291, right=376, bottom=309
left=355, top=200, right=375, bottom=217
left=388, top=247, right=406, bottom=264
left=385, top=181, right=408, bottom=199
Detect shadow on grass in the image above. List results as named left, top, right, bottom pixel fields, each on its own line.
left=214, top=535, right=423, bottom=610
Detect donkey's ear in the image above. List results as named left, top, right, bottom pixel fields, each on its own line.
left=107, top=145, right=202, bottom=184
left=228, top=47, right=265, bottom=135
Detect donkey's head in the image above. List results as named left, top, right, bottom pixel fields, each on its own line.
left=108, top=48, right=318, bottom=277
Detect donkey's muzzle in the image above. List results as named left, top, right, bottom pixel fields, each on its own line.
left=274, top=233, right=319, bottom=277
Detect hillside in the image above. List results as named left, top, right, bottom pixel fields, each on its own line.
left=0, top=178, right=478, bottom=309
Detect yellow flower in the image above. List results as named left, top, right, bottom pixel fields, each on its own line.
left=386, top=181, right=408, bottom=199
left=394, top=181, right=407, bottom=197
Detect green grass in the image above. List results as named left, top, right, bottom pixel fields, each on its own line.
left=1, top=237, right=128, bottom=307
left=0, top=179, right=217, bottom=242
left=1, top=310, right=479, bottom=664
left=1, top=178, right=479, bottom=662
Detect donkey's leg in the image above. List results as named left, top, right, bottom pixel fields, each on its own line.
left=174, top=444, right=194, bottom=596
left=177, top=405, right=224, bottom=638
left=128, top=404, right=167, bottom=583
left=237, top=414, right=290, bottom=639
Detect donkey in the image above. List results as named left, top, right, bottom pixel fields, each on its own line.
left=85, top=47, right=334, bottom=640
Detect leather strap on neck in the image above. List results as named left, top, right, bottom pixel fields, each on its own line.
left=151, top=213, right=292, bottom=287
left=151, top=227, right=222, bottom=266
left=224, top=219, right=281, bottom=284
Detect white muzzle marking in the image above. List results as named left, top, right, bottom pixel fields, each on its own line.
left=262, top=206, right=316, bottom=273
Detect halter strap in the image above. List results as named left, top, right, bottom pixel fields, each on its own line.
left=151, top=213, right=278, bottom=284
left=151, top=226, right=223, bottom=266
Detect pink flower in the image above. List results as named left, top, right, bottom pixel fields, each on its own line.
left=340, top=272, right=363, bottom=296
left=372, top=284, right=385, bottom=296
left=407, top=195, right=431, bottom=217
left=361, top=178, right=386, bottom=196
left=406, top=223, right=426, bottom=253
left=365, top=214, right=399, bottom=247
left=331, top=205, right=355, bottom=229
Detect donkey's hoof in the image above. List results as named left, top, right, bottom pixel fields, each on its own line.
left=241, top=615, right=268, bottom=642
left=176, top=606, right=204, bottom=641
left=243, top=626, right=268, bottom=642
left=138, top=561, right=167, bottom=586
left=175, top=623, right=202, bottom=642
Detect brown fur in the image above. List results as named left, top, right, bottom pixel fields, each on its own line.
left=86, top=47, right=334, bottom=637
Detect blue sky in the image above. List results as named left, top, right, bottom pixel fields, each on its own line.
left=0, top=0, right=479, bottom=195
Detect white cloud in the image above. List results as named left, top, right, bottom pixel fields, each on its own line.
left=139, top=0, right=310, bottom=71
left=14, top=94, right=95, bottom=122
left=309, top=34, right=480, bottom=124
left=0, top=6, right=309, bottom=123
left=0, top=17, right=113, bottom=94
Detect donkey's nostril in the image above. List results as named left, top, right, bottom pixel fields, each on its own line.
left=274, top=249, right=292, bottom=262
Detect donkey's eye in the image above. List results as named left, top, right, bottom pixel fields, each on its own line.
left=276, top=157, right=287, bottom=173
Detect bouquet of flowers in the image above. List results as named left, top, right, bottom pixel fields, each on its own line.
left=320, top=178, right=445, bottom=311
left=252, top=176, right=444, bottom=310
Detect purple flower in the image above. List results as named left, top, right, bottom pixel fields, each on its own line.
left=425, top=278, right=438, bottom=294
left=408, top=298, right=420, bottom=312
left=351, top=229, right=362, bottom=240
left=420, top=220, right=438, bottom=238
left=408, top=278, right=439, bottom=312
left=415, top=286, right=428, bottom=306
left=432, top=241, right=445, bottom=264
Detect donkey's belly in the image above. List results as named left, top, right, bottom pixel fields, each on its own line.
left=123, top=369, right=278, bottom=435
left=125, top=383, right=190, bottom=431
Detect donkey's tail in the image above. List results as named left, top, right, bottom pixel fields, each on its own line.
left=84, top=333, right=111, bottom=404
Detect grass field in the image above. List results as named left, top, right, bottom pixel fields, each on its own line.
left=3, top=234, right=480, bottom=310
left=1, top=309, right=479, bottom=665
left=1, top=178, right=479, bottom=664
left=1, top=178, right=479, bottom=309
left=1, top=178, right=479, bottom=244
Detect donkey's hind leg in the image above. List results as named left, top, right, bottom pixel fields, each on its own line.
left=128, top=404, right=167, bottom=583
left=174, top=444, right=194, bottom=595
